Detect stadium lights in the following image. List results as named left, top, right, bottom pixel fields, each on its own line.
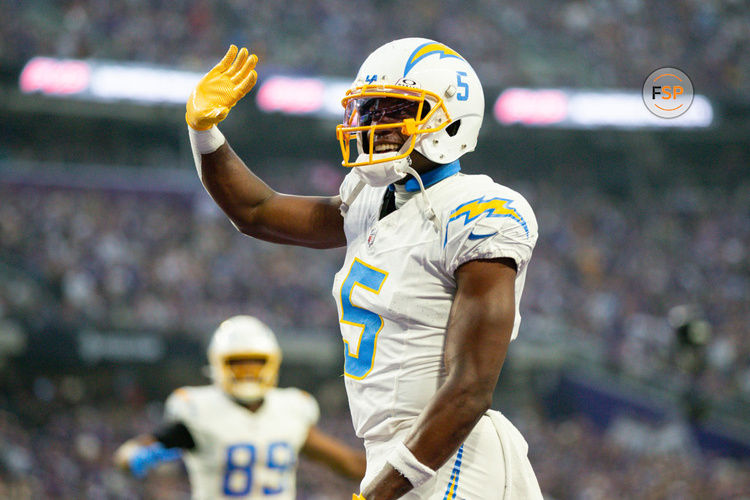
left=18, top=56, right=352, bottom=116
left=19, top=56, right=714, bottom=128
left=19, top=56, right=203, bottom=104
left=255, top=75, right=350, bottom=117
left=494, top=88, right=713, bottom=129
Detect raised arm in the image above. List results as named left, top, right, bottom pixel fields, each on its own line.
left=198, top=143, right=346, bottom=248
left=301, top=425, right=367, bottom=481
left=187, top=45, right=346, bottom=249
left=114, top=421, right=194, bottom=477
left=361, top=257, right=517, bottom=500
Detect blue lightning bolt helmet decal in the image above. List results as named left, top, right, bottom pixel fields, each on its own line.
left=403, top=42, right=465, bottom=77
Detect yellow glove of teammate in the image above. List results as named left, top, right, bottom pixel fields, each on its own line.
left=186, top=45, right=258, bottom=130
left=352, top=495, right=366, bottom=500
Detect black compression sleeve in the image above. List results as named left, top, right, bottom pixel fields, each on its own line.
left=153, top=421, right=196, bottom=450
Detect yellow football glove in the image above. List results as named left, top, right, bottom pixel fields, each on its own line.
left=352, top=495, right=366, bottom=500
left=186, top=45, right=258, bottom=130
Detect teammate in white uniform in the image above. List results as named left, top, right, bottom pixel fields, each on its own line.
left=184, top=37, right=543, bottom=499
left=115, top=315, right=366, bottom=499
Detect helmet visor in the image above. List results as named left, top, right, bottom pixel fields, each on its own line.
left=344, top=95, right=431, bottom=128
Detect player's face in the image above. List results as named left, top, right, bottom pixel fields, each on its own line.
left=226, top=356, right=267, bottom=382
left=359, top=97, right=431, bottom=153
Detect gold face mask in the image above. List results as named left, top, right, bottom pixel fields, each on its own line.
left=336, top=84, right=451, bottom=167
left=216, top=352, right=281, bottom=402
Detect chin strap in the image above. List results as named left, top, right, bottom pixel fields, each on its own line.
left=339, top=179, right=366, bottom=216
left=341, top=150, right=412, bottom=215
left=340, top=156, right=442, bottom=233
left=402, top=164, right=441, bottom=232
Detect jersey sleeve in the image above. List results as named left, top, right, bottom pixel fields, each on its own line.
left=153, top=421, right=197, bottom=450
left=442, top=189, right=538, bottom=276
left=164, top=388, right=197, bottom=425
left=293, top=389, right=320, bottom=428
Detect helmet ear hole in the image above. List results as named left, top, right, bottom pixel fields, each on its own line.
left=446, top=120, right=461, bottom=137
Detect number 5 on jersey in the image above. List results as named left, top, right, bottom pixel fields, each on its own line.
left=339, top=258, right=388, bottom=379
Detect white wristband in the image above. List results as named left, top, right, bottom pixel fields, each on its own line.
left=188, top=125, right=226, bottom=176
left=385, top=442, right=436, bottom=489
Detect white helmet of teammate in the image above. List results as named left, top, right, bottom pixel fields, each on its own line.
left=337, top=38, right=484, bottom=172
left=207, top=315, right=282, bottom=403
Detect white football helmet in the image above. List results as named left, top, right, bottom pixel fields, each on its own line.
left=207, top=315, right=281, bottom=403
left=336, top=38, right=484, bottom=168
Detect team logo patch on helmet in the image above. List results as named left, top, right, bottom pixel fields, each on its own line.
left=403, top=42, right=465, bottom=77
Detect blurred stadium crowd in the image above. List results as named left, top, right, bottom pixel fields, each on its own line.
left=2, top=166, right=749, bottom=497
left=2, top=376, right=749, bottom=499
left=1, top=0, right=750, bottom=498
left=0, top=0, right=748, bottom=95
left=0, top=168, right=344, bottom=336
left=2, top=170, right=748, bottom=407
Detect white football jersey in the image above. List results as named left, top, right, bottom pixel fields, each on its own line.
left=333, top=167, right=538, bottom=444
left=164, top=385, right=319, bottom=500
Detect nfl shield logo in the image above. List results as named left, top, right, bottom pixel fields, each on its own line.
left=367, top=227, right=377, bottom=247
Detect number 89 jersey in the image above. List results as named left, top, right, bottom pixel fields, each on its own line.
left=164, top=385, right=319, bottom=500
left=333, top=168, right=538, bottom=444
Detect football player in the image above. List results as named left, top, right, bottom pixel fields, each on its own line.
left=184, top=38, right=543, bottom=499
left=114, top=315, right=366, bottom=499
